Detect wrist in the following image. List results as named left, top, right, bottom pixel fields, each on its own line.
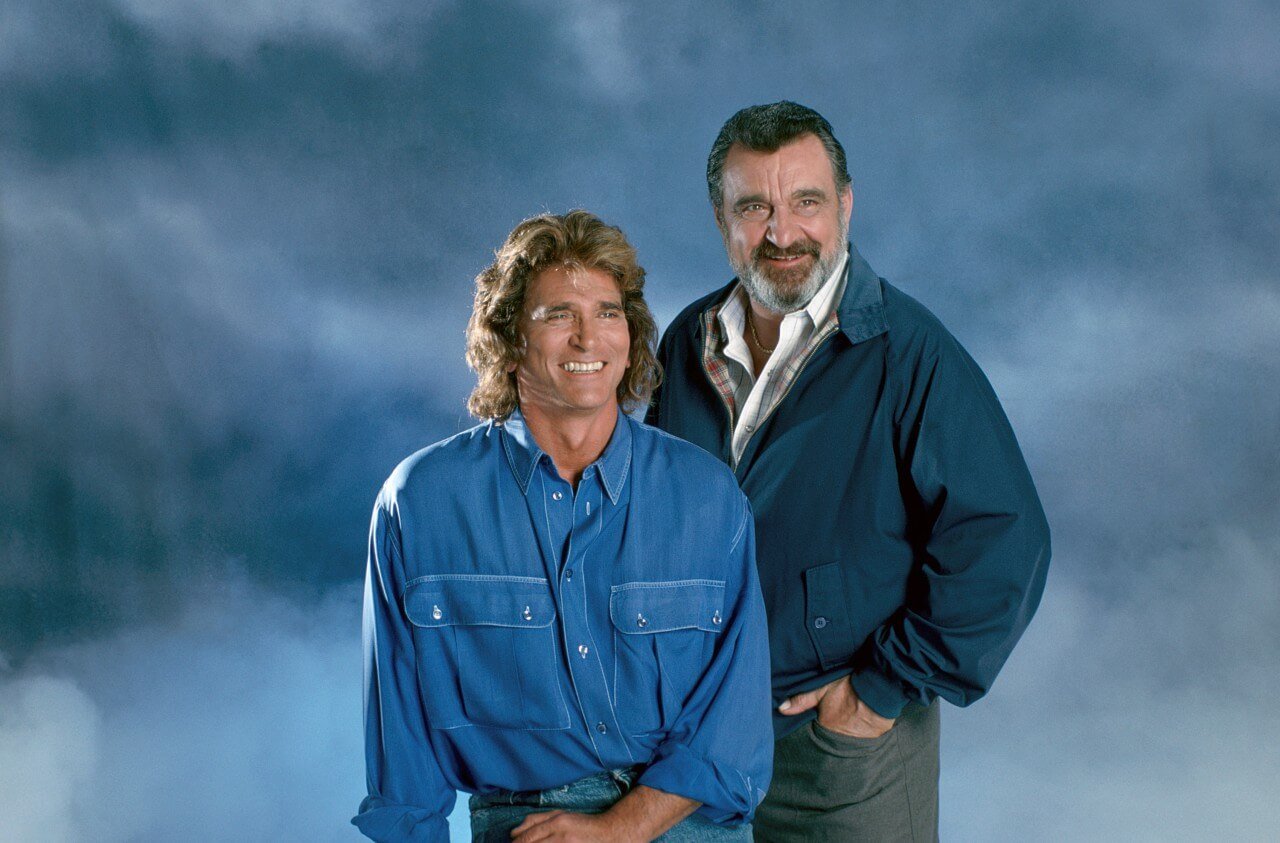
left=597, top=807, right=647, bottom=843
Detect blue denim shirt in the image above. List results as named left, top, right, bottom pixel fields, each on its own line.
left=353, top=410, right=773, bottom=842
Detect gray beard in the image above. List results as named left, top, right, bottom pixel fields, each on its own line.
left=733, top=242, right=845, bottom=315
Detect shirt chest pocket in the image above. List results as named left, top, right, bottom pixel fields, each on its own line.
left=609, top=580, right=725, bottom=735
left=404, top=575, right=570, bottom=731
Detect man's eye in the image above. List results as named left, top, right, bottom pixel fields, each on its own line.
left=600, top=310, right=622, bottom=319
left=795, top=198, right=822, bottom=216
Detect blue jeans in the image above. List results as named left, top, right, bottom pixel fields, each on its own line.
left=468, top=767, right=752, bottom=842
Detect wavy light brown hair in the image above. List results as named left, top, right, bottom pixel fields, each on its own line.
left=465, top=210, right=661, bottom=419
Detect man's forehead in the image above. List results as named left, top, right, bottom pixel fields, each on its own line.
left=526, top=264, right=622, bottom=307
left=723, top=134, right=837, bottom=193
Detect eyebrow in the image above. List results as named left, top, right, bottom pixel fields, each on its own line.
left=540, top=299, right=624, bottom=314
left=792, top=187, right=828, bottom=200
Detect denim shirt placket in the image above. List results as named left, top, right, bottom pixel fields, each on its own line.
left=537, top=461, right=634, bottom=767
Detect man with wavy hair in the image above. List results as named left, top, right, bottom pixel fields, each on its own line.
left=354, top=210, right=772, bottom=842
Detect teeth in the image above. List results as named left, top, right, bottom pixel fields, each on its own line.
left=562, top=361, right=604, bottom=373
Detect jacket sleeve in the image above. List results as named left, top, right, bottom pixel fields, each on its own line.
left=352, top=493, right=455, bottom=843
left=637, top=494, right=774, bottom=825
left=848, top=325, right=1052, bottom=720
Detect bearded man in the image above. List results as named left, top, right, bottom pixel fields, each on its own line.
left=648, top=102, right=1051, bottom=841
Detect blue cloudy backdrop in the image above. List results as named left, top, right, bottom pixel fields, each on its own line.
left=2, top=1, right=1277, bottom=840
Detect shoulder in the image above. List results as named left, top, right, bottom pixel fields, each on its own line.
left=379, top=421, right=495, bottom=506
left=628, top=417, right=746, bottom=512
left=627, top=417, right=754, bottom=559
left=879, top=279, right=969, bottom=368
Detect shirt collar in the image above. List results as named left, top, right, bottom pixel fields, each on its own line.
left=498, top=407, right=632, bottom=504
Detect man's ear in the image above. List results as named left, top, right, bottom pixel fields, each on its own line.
left=840, top=185, right=853, bottom=228
left=713, top=204, right=727, bottom=236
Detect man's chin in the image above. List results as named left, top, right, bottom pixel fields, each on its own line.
left=745, top=271, right=822, bottom=312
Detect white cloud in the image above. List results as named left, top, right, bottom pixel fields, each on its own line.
left=0, top=675, right=101, bottom=843
left=942, top=526, right=1280, bottom=839
left=0, top=0, right=442, bottom=77
left=111, top=0, right=430, bottom=64
left=1, top=158, right=475, bottom=414
left=0, top=578, right=374, bottom=841
left=551, top=0, right=643, bottom=100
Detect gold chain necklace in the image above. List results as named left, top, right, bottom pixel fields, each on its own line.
left=747, top=309, right=777, bottom=354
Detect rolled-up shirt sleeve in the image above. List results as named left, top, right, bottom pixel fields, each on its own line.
left=638, top=495, right=773, bottom=825
left=352, top=491, right=455, bottom=843
left=849, top=324, right=1052, bottom=720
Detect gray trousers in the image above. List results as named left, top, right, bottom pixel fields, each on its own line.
left=753, top=699, right=940, bottom=842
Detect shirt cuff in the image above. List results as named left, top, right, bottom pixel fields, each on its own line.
left=637, top=741, right=762, bottom=825
left=848, top=661, right=912, bottom=720
left=351, top=797, right=450, bottom=843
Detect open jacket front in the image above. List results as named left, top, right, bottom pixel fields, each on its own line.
left=648, top=242, right=1052, bottom=733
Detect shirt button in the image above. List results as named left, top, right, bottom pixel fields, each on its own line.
left=522, top=605, right=534, bottom=621
left=636, top=614, right=648, bottom=629
left=596, top=722, right=608, bottom=734
left=578, top=644, right=589, bottom=658
left=712, top=610, right=722, bottom=626
left=432, top=605, right=442, bottom=620
left=552, top=491, right=563, bottom=501
left=813, top=616, right=828, bottom=629
left=565, top=569, right=573, bottom=579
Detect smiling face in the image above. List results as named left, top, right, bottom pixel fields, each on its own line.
left=511, top=263, right=631, bottom=425
left=717, top=133, right=853, bottom=314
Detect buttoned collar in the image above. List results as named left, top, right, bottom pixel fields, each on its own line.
left=498, top=406, right=632, bottom=504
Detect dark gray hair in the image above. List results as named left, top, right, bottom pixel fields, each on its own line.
left=706, top=101, right=851, bottom=213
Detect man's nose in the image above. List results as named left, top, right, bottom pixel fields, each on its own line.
left=571, top=317, right=596, bottom=349
left=767, top=205, right=801, bottom=249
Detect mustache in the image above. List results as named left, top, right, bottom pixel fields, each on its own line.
left=753, top=240, right=821, bottom=261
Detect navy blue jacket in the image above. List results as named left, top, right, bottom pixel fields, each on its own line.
left=647, top=243, right=1051, bottom=733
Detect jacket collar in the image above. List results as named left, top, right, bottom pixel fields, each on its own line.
left=835, top=241, right=889, bottom=344
left=498, top=407, right=632, bottom=504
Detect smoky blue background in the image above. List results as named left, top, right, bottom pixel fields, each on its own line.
left=2, top=1, right=1277, bottom=840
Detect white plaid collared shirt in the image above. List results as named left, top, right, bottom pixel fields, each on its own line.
left=704, top=252, right=848, bottom=465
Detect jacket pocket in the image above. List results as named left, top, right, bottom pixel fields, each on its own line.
left=609, top=579, right=725, bottom=734
left=803, top=563, right=856, bottom=671
left=404, top=574, right=569, bottom=731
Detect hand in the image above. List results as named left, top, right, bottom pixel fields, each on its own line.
left=510, top=809, right=634, bottom=843
left=777, top=676, right=895, bottom=739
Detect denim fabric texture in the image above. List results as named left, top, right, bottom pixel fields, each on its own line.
left=354, top=410, right=773, bottom=842
left=469, top=767, right=753, bottom=842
